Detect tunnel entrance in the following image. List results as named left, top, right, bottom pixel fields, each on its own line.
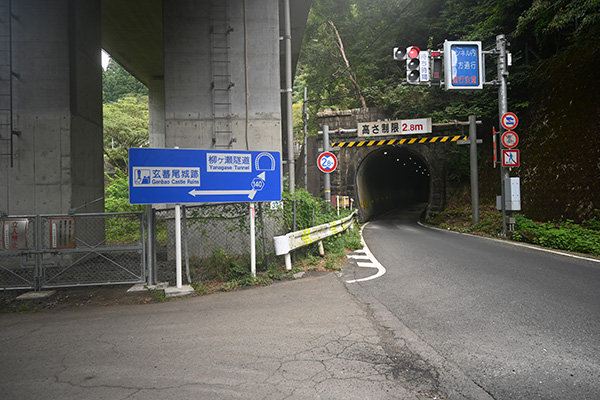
left=356, top=146, right=430, bottom=220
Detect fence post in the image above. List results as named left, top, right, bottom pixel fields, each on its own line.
left=35, top=214, right=42, bottom=290
left=182, top=205, right=191, bottom=284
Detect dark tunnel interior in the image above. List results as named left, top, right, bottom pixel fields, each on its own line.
left=356, top=146, right=430, bottom=220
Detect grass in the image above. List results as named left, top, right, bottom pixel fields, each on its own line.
left=426, top=204, right=600, bottom=256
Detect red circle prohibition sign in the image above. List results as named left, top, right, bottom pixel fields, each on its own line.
left=501, top=131, right=519, bottom=149
left=501, top=112, right=519, bottom=130
left=317, top=152, right=338, bottom=173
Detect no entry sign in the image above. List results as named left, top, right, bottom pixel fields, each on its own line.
left=317, top=152, right=338, bottom=173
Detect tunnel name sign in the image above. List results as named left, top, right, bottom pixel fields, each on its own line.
left=128, top=148, right=282, bottom=204
left=358, top=118, right=432, bottom=137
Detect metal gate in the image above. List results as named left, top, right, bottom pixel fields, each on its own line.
left=0, top=212, right=146, bottom=290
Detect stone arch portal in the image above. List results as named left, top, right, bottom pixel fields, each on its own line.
left=355, top=146, right=438, bottom=221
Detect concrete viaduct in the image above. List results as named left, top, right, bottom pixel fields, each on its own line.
left=0, top=0, right=467, bottom=222
left=0, top=0, right=311, bottom=216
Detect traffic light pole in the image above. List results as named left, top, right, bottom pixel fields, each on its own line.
left=496, top=34, right=511, bottom=236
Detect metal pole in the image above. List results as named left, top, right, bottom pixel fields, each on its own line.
left=323, top=125, right=331, bottom=210
left=497, top=34, right=510, bottom=236
left=182, top=205, right=191, bottom=284
left=283, top=0, right=295, bottom=194
left=469, top=115, right=479, bottom=225
left=175, top=204, right=182, bottom=288
left=259, top=203, right=268, bottom=271
left=146, top=204, right=154, bottom=286
left=303, top=87, right=308, bottom=191
left=250, top=202, right=256, bottom=277
left=291, top=198, right=296, bottom=263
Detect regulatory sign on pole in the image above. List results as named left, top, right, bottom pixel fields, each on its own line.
left=443, top=41, right=483, bottom=90
left=501, top=131, right=519, bottom=148
left=501, top=112, right=518, bottom=130
left=317, top=151, right=338, bottom=173
left=502, top=149, right=520, bottom=167
left=129, top=148, right=282, bottom=204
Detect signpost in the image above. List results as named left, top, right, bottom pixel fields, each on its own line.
left=129, top=148, right=282, bottom=283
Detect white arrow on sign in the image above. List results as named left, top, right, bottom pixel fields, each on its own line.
left=188, top=172, right=266, bottom=200
left=248, top=172, right=266, bottom=200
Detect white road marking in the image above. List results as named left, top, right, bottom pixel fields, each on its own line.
left=346, top=223, right=387, bottom=283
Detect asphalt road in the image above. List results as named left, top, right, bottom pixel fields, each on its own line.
left=356, top=205, right=600, bottom=399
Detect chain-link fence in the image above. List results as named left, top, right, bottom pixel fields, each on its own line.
left=152, top=202, right=285, bottom=284
left=0, top=212, right=145, bottom=290
left=0, top=215, right=37, bottom=290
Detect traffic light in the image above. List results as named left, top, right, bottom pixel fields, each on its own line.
left=430, top=50, right=442, bottom=85
left=393, top=47, right=406, bottom=61
left=406, top=46, right=420, bottom=84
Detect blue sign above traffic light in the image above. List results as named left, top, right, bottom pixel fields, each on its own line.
left=444, top=41, right=483, bottom=90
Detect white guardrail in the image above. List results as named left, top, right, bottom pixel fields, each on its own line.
left=273, top=210, right=358, bottom=270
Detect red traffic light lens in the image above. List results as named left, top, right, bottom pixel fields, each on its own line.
left=407, top=46, right=420, bottom=59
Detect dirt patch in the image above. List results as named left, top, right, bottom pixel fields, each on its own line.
left=0, top=285, right=161, bottom=313
left=0, top=267, right=334, bottom=313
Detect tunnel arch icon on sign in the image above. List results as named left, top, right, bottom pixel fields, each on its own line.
left=255, top=152, right=276, bottom=171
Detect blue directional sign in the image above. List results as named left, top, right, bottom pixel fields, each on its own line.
left=129, top=148, right=282, bottom=204
left=444, top=41, right=483, bottom=90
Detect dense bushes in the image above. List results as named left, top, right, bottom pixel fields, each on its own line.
left=514, top=214, right=600, bottom=256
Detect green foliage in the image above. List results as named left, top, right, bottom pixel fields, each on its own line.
left=151, top=289, right=169, bottom=302
left=104, top=171, right=143, bottom=244
left=103, top=96, right=149, bottom=174
left=583, top=210, right=600, bottom=231
left=105, top=170, right=143, bottom=213
left=282, top=188, right=324, bottom=231
left=428, top=202, right=600, bottom=255
left=194, top=248, right=252, bottom=282
left=103, top=59, right=148, bottom=104
left=514, top=215, right=600, bottom=255
left=517, top=0, right=600, bottom=50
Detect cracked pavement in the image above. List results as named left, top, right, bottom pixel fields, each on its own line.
left=0, top=272, right=491, bottom=399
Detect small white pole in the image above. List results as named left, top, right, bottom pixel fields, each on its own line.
left=175, top=204, right=182, bottom=288
left=337, top=195, right=340, bottom=216
left=250, top=202, right=256, bottom=277
left=284, top=253, right=292, bottom=270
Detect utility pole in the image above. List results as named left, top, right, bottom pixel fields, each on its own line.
left=283, top=0, right=294, bottom=194
left=303, top=87, right=308, bottom=191
left=469, top=115, right=479, bottom=224
left=496, top=34, right=511, bottom=236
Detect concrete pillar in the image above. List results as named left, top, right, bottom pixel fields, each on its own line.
left=149, top=76, right=166, bottom=148
left=162, top=0, right=282, bottom=152
left=0, top=0, right=103, bottom=215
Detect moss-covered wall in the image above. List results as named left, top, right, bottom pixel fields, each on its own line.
left=519, top=41, right=600, bottom=222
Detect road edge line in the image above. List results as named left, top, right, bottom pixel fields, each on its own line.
left=418, top=222, right=600, bottom=264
